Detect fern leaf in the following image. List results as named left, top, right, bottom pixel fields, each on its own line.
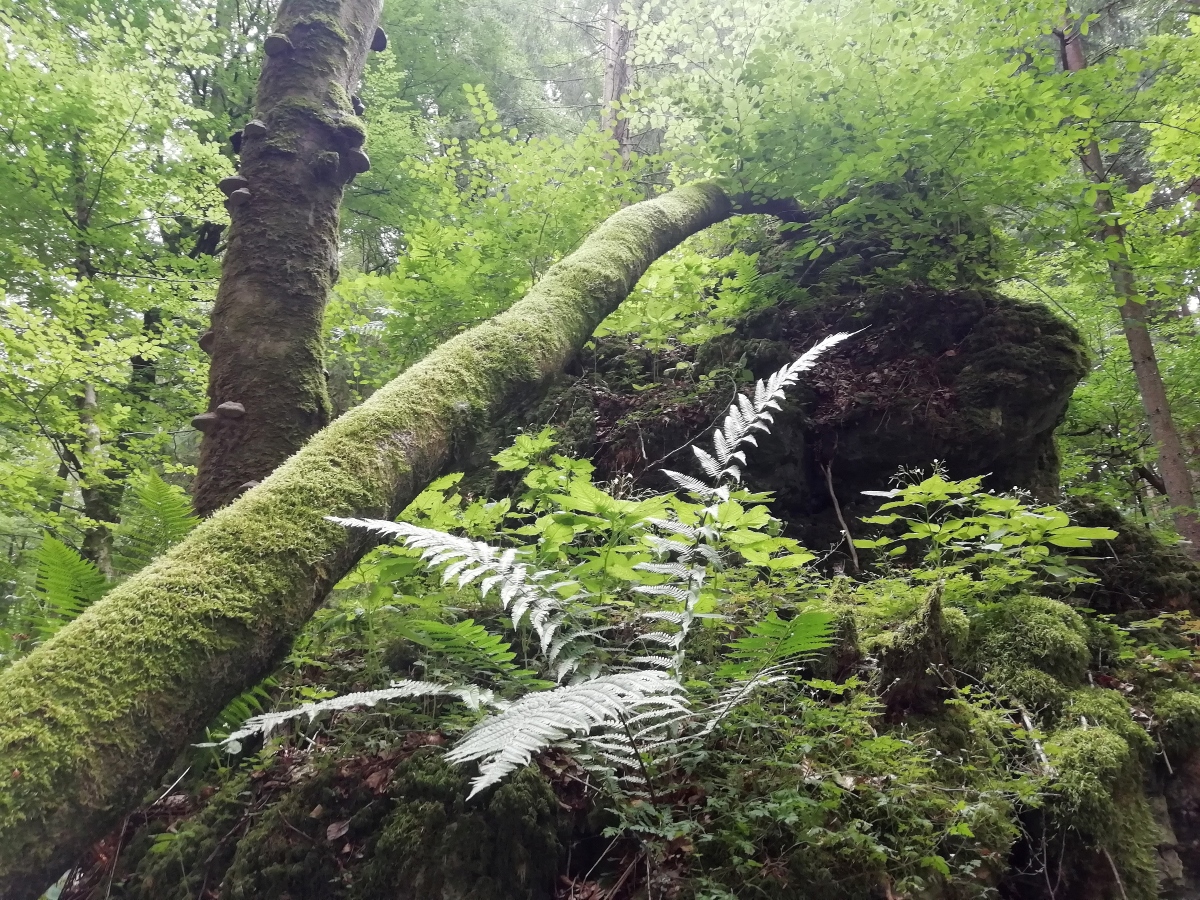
left=33, top=536, right=108, bottom=637
left=630, top=655, right=676, bottom=668
left=717, top=611, right=835, bottom=679
left=113, top=471, right=200, bottom=575
left=329, top=517, right=561, bottom=642
left=634, top=584, right=694, bottom=603
left=447, top=671, right=686, bottom=798
left=692, top=446, right=722, bottom=479
left=200, top=680, right=489, bottom=752
left=633, top=561, right=697, bottom=579
left=659, top=470, right=714, bottom=498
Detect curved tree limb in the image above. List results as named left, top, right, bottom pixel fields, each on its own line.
left=0, top=182, right=733, bottom=900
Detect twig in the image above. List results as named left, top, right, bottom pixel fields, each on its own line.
left=1102, top=847, right=1129, bottom=900
left=104, top=816, right=130, bottom=900
left=821, top=461, right=859, bottom=573
left=618, top=711, right=660, bottom=805
left=602, top=852, right=641, bottom=900
left=1018, top=706, right=1055, bottom=776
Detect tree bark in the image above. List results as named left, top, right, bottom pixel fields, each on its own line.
left=601, top=0, right=632, bottom=160
left=70, top=138, right=120, bottom=575
left=1059, top=24, right=1200, bottom=559
left=191, top=0, right=385, bottom=516
left=0, top=182, right=734, bottom=900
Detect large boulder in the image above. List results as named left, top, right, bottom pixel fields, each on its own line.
left=521, top=283, right=1087, bottom=560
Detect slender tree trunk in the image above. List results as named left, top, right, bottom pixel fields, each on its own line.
left=1059, top=24, right=1200, bottom=559
left=75, top=386, right=120, bottom=578
left=0, top=182, right=734, bottom=900
left=601, top=0, right=632, bottom=160
left=191, top=0, right=385, bottom=516
left=70, top=140, right=120, bottom=575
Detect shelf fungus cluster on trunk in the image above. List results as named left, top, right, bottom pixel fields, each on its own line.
left=190, top=0, right=386, bottom=516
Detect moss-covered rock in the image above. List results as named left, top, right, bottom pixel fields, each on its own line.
left=1035, top=724, right=1161, bottom=900
left=1071, top=501, right=1200, bottom=614
left=1065, top=688, right=1154, bottom=762
left=967, top=595, right=1090, bottom=714
left=1156, top=690, right=1200, bottom=760
left=511, top=282, right=1087, bottom=569
left=349, top=755, right=560, bottom=900
left=118, top=775, right=253, bottom=900
left=875, top=583, right=953, bottom=716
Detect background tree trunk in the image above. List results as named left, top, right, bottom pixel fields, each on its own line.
left=601, top=0, right=631, bottom=160
left=0, top=182, right=733, bottom=900
left=1060, top=22, right=1200, bottom=559
left=191, top=0, right=385, bottom=516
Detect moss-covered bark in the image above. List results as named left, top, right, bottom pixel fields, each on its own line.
left=0, top=181, right=732, bottom=900
left=192, top=0, right=384, bottom=516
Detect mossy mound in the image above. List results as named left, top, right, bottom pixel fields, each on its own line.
left=1070, top=501, right=1200, bottom=614
left=967, top=595, right=1090, bottom=714
left=65, top=744, right=563, bottom=900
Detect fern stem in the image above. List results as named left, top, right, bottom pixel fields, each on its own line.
left=618, top=710, right=661, bottom=805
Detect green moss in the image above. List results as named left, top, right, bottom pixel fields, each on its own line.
left=1064, top=688, right=1153, bottom=761
left=277, top=10, right=350, bottom=48
left=969, top=596, right=1090, bottom=710
left=1154, top=689, right=1200, bottom=758
left=351, top=753, right=560, bottom=900
left=941, top=606, right=969, bottom=660
left=877, top=584, right=951, bottom=715
left=260, top=96, right=365, bottom=159
left=1046, top=726, right=1160, bottom=899
left=995, top=666, right=1070, bottom=714
left=116, top=776, right=252, bottom=900
left=1070, top=501, right=1200, bottom=614
left=0, top=182, right=734, bottom=897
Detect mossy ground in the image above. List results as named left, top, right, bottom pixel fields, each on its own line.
left=59, top=544, right=1200, bottom=900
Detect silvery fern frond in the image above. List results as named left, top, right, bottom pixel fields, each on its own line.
left=328, top=517, right=564, bottom=647
left=446, top=671, right=687, bottom=798
left=199, top=680, right=492, bottom=752
left=699, top=670, right=793, bottom=732
left=702, top=331, right=855, bottom=487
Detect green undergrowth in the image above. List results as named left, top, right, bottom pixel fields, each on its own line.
left=67, top=436, right=1200, bottom=900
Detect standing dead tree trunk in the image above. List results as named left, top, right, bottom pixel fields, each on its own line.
left=1058, top=21, right=1200, bottom=559
left=0, top=182, right=733, bottom=900
left=191, top=0, right=385, bottom=516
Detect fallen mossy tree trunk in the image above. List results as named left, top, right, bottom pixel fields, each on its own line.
left=0, top=182, right=733, bottom=900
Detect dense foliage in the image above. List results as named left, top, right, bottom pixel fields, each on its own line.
left=3, top=0, right=1200, bottom=897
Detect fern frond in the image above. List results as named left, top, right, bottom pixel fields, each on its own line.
left=700, top=670, right=793, bottom=730
left=718, top=610, right=836, bottom=679
left=660, top=470, right=715, bottom=498
left=639, top=608, right=688, bottom=621
left=697, top=332, right=854, bottom=491
left=329, top=517, right=562, bottom=642
left=32, top=536, right=107, bottom=637
left=634, top=584, right=694, bottom=603
left=446, top=671, right=686, bottom=798
left=113, top=470, right=199, bottom=574
left=633, top=561, right=699, bottom=579
left=200, top=680, right=491, bottom=752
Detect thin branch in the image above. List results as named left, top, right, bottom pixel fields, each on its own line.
left=821, top=461, right=859, bottom=573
